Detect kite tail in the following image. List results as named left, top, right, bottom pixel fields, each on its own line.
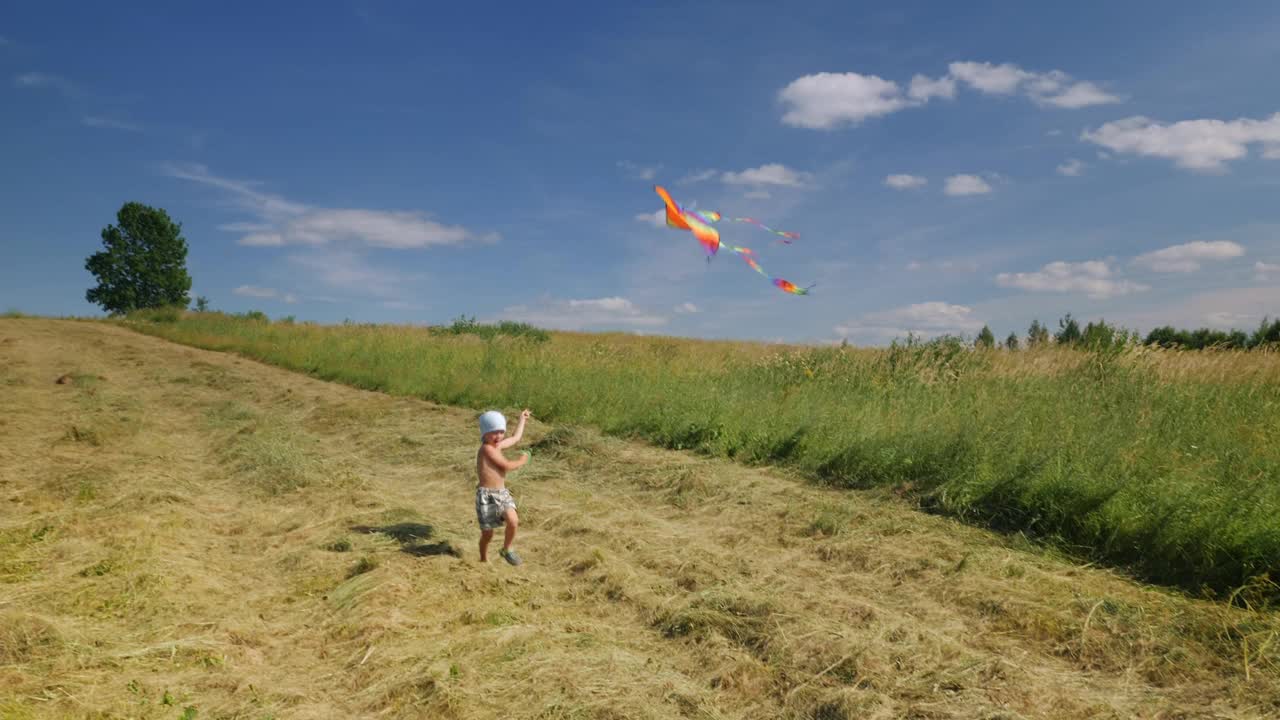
left=732, top=217, right=800, bottom=244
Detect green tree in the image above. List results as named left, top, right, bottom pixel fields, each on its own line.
left=194, top=296, right=210, bottom=312
left=1056, top=313, right=1082, bottom=346
left=1027, top=319, right=1049, bottom=347
left=85, top=202, right=192, bottom=315
left=975, top=325, right=995, bottom=348
left=1004, top=332, right=1020, bottom=351
left=1252, top=316, right=1280, bottom=348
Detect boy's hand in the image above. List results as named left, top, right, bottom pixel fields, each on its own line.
left=520, top=409, right=532, bottom=422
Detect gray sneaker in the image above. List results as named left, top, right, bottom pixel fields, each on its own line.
left=500, top=549, right=523, bottom=566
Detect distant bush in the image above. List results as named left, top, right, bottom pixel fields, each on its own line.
left=431, top=315, right=549, bottom=342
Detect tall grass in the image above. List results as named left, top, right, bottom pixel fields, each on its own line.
left=123, top=312, right=1280, bottom=596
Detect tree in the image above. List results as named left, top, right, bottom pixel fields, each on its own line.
left=85, top=202, right=192, bottom=315
left=1056, top=313, right=1082, bottom=346
left=1027, top=319, right=1049, bottom=347
left=1252, top=316, right=1280, bottom=348
left=975, top=325, right=995, bottom=348
left=194, top=296, right=210, bottom=312
left=1005, top=332, right=1020, bottom=351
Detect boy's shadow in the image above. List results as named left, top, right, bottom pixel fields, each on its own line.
left=351, top=522, right=461, bottom=558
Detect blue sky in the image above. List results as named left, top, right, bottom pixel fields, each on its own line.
left=3, top=1, right=1279, bottom=344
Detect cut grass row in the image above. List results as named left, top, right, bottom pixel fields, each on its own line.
left=121, top=312, right=1280, bottom=597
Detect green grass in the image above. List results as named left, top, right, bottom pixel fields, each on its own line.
left=121, top=312, right=1280, bottom=596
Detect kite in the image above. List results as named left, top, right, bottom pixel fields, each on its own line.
left=652, top=185, right=813, bottom=295
left=726, top=245, right=816, bottom=295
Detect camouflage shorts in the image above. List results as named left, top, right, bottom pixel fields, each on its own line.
left=475, top=487, right=516, bottom=530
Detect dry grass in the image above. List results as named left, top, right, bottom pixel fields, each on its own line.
left=1, top=317, right=1278, bottom=719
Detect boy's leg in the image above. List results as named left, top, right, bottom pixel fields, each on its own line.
left=479, top=528, right=495, bottom=561
left=501, top=509, right=519, bottom=551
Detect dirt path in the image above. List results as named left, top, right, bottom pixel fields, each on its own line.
left=1, top=319, right=1275, bottom=719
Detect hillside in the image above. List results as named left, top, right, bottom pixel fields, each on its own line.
left=1, top=319, right=1277, bottom=719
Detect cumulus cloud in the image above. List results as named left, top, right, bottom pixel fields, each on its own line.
left=1082, top=113, right=1280, bottom=172
left=779, top=61, right=1119, bottom=130
left=1131, top=241, right=1245, bottom=273
left=835, top=301, right=985, bottom=342
left=1254, top=261, right=1280, bottom=281
left=778, top=72, right=911, bottom=129
left=885, top=174, right=927, bottom=190
left=673, top=302, right=700, bottom=314
left=943, top=174, right=992, bottom=196
left=908, top=73, right=956, bottom=102
left=501, top=297, right=667, bottom=331
left=721, top=163, right=811, bottom=188
left=996, top=259, right=1149, bottom=299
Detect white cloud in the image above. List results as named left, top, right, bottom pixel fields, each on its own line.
left=635, top=209, right=666, bottom=228
left=233, top=285, right=277, bottom=298
left=218, top=222, right=274, bottom=233
left=1131, top=241, right=1245, bottom=273
left=1205, top=311, right=1255, bottom=329
left=744, top=189, right=772, bottom=199
left=678, top=169, right=718, bottom=184
left=947, top=61, right=1121, bottom=107
left=82, top=116, right=141, bottom=132
left=885, top=174, right=927, bottom=190
left=1082, top=113, right=1280, bottom=172
left=502, top=297, right=667, bottom=331
left=835, top=301, right=985, bottom=342
left=286, top=251, right=418, bottom=300
left=779, top=61, right=1118, bottom=131
left=1041, top=81, right=1121, bottom=109
left=13, top=70, right=79, bottom=95
left=908, top=73, right=956, bottom=101
left=905, top=261, right=923, bottom=271
left=673, top=302, right=699, bottom=314
left=944, top=174, right=992, bottom=196
left=996, top=259, right=1149, bottom=299
left=947, top=61, right=1029, bottom=95
left=232, top=285, right=297, bottom=303
left=275, top=209, right=477, bottom=249
left=617, top=161, right=661, bottom=181
left=163, top=163, right=494, bottom=248
left=721, top=163, right=811, bottom=188
left=1057, top=159, right=1085, bottom=176
left=778, top=72, right=912, bottom=129
left=1254, top=261, right=1280, bottom=281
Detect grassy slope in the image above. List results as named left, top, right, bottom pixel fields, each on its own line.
left=1, top=318, right=1278, bottom=719
left=124, top=313, right=1280, bottom=595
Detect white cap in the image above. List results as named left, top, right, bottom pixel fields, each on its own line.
left=479, top=410, right=506, bottom=438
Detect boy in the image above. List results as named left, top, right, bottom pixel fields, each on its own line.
left=475, top=409, right=531, bottom=565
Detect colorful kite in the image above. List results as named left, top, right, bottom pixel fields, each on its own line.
left=652, top=185, right=813, bottom=295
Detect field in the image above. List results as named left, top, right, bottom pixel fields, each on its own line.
left=123, top=311, right=1280, bottom=596
left=1, top=317, right=1278, bottom=719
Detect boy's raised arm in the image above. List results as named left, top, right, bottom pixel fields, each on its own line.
left=499, top=409, right=531, bottom=449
